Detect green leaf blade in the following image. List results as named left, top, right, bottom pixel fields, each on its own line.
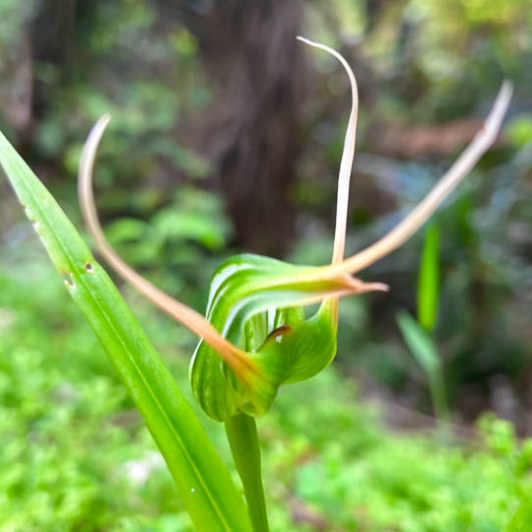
left=0, top=131, right=251, bottom=532
left=396, top=311, right=449, bottom=421
left=417, top=223, right=440, bottom=333
left=397, top=311, right=440, bottom=377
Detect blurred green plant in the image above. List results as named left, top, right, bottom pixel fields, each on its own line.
left=0, top=125, right=252, bottom=530
left=418, top=222, right=440, bottom=333
left=397, top=311, right=450, bottom=423
left=507, top=115, right=532, bottom=149
left=397, top=222, right=450, bottom=422
left=507, top=493, right=532, bottom=531
left=0, top=256, right=195, bottom=530
left=2, top=247, right=531, bottom=530
left=0, top=37, right=513, bottom=531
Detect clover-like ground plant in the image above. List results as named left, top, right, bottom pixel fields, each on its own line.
left=0, top=38, right=512, bottom=531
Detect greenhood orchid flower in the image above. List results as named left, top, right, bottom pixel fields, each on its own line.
left=78, top=38, right=512, bottom=423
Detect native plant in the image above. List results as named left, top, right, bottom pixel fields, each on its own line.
left=0, top=38, right=512, bottom=531
left=397, top=222, right=450, bottom=424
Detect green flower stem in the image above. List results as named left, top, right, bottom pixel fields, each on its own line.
left=225, top=414, right=270, bottom=532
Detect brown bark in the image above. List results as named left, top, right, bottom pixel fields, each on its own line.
left=203, top=0, right=304, bottom=257
left=156, top=0, right=304, bottom=257
left=29, top=0, right=78, bottom=118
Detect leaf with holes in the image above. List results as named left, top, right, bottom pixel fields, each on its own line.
left=0, top=130, right=252, bottom=532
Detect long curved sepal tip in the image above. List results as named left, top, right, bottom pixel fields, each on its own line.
left=78, top=115, right=266, bottom=392
left=297, top=35, right=362, bottom=322
left=298, top=80, right=513, bottom=283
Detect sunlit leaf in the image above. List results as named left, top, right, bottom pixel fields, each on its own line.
left=418, top=222, right=440, bottom=333
left=0, top=130, right=252, bottom=532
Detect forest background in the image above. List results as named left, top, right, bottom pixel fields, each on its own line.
left=1, top=0, right=532, bottom=529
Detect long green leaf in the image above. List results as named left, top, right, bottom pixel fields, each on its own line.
left=397, top=311, right=440, bottom=376
left=417, top=222, right=440, bottom=333
left=396, top=311, right=449, bottom=421
left=0, top=131, right=252, bottom=532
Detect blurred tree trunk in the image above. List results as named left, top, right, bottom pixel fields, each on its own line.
left=29, top=0, right=101, bottom=119
left=11, top=0, right=98, bottom=144
left=29, top=0, right=78, bottom=119
left=155, top=0, right=304, bottom=257
left=26, top=0, right=304, bottom=257
left=202, top=0, right=304, bottom=257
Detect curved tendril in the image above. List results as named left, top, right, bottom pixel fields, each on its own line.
left=297, top=36, right=360, bottom=322
left=78, top=116, right=258, bottom=382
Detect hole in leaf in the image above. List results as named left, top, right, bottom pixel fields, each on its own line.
left=61, top=272, right=75, bottom=288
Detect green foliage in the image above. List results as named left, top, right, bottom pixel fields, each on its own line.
left=103, top=186, right=231, bottom=293
left=0, top=1, right=33, bottom=49
left=0, top=1, right=530, bottom=529
left=506, top=115, right=532, bottom=149
left=287, top=412, right=530, bottom=530
left=397, top=311, right=441, bottom=378
left=418, top=223, right=440, bottom=333
left=0, top=131, right=251, bottom=531
left=506, top=493, right=532, bottom=531
left=397, top=311, right=450, bottom=421
left=398, top=225, right=449, bottom=421
left=0, top=253, right=195, bottom=530
left=2, top=248, right=531, bottom=530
